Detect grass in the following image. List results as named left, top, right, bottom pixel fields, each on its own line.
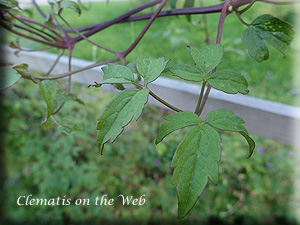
left=6, top=1, right=299, bottom=106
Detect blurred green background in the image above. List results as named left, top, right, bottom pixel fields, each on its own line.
left=2, top=0, right=300, bottom=224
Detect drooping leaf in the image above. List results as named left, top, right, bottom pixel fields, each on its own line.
left=100, top=63, right=134, bottom=84
left=59, top=0, right=81, bottom=16
left=208, top=69, right=249, bottom=94
left=97, top=88, right=149, bottom=154
left=242, top=14, right=294, bottom=62
left=205, top=109, right=255, bottom=158
left=168, top=64, right=203, bottom=82
left=136, top=56, right=169, bottom=85
left=172, top=125, right=221, bottom=218
left=156, top=112, right=202, bottom=144
left=188, top=44, right=224, bottom=74
left=39, top=80, right=60, bottom=118
left=241, top=27, right=269, bottom=62
left=0, top=67, right=21, bottom=90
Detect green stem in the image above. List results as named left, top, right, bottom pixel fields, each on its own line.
left=239, top=0, right=256, bottom=14
left=230, top=0, right=250, bottom=26
left=132, top=81, right=183, bottom=112
left=195, top=81, right=207, bottom=115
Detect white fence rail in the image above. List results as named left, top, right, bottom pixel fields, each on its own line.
left=4, top=46, right=300, bottom=148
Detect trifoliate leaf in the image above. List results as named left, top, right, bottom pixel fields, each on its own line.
left=168, top=64, right=203, bottom=82
left=205, top=109, right=255, bottom=158
left=156, top=112, right=202, bottom=144
left=188, top=44, right=224, bottom=74
left=97, top=88, right=149, bottom=154
left=208, top=69, right=249, bottom=94
left=242, top=14, right=294, bottom=62
left=100, top=63, right=134, bottom=84
left=0, top=67, right=21, bottom=90
left=136, top=56, right=169, bottom=85
left=39, top=80, right=60, bottom=118
left=172, top=125, right=221, bottom=218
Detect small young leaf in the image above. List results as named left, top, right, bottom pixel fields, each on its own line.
left=97, top=88, right=149, bottom=154
left=168, top=64, right=203, bottom=82
left=205, top=109, right=255, bottom=158
left=39, top=80, right=60, bottom=118
left=172, top=125, right=221, bottom=218
left=242, top=14, right=294, bottom=62
left=100, top=63, right=134, bottom=84
left=0, top=67, right=21, bottom=90
left=208, top=69, right=249, bottom=94
left=188, top=44, right=224, bottom=74
left=156, top=111, right=202, bottom=144
left=59, top=0, right=81, bottom=16
left=136, top=56, right=169, bottom=85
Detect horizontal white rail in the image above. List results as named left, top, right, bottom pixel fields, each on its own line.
left=4, top=46, right=300, bottom=148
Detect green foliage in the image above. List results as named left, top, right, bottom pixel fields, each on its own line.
left=0, top=67, right=21, bottom=90
left=136, top=56, right=169, bottom=85
left=172, top=125, right=221, bottom=219
left=59, top=0, right=81, bottom=16
left=188, top=44, right=224, bottom=74
left=208, top=69, right=249, bottom=94
left=101, top=64, right=135, bottom=84
left=96, top=88, right=149, bottom=154
left=168, top=64, right=203, bottom=82
left=204, top=109, right=255, bottom=158
left=242, top=14, right=294, bottom=62
left=95, top=44, right=257, bottom=218
left=156, top=112, right=201, bottom=144
left=0, top=0, right=18, bottom=10
left=3, top=80, right=298, bottom=224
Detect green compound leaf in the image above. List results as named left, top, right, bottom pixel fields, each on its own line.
left=168, top=64, right=203, bottom=82
left=242, top=14, right=294, bottom=62
left=39, top=80, right=60, bottom=118
left=208, top=69, right=249, bottom=94
left=156, top=112, right=202, bottom=144
left=97, top=88, right=149, bottom=154
left=100, top=63, right=134, bottom=84
left=188, top=44, right=224, bottom=74
left=205, top=109, right=255, bottom=158
left=0, top=67, right=21, bottom=90
left=59, top=0, right=81, bottom=16
left=172, top=125, right=221, bottom=219
left=136, top=56, right=169, bottom=85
